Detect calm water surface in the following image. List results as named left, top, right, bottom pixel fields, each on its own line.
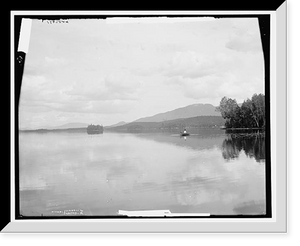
left=19, top=129, right=266, bottom=216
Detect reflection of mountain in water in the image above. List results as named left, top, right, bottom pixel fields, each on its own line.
left=133, top=128, right=225, bottom=151
left=222, top=132, right=265, bottom=163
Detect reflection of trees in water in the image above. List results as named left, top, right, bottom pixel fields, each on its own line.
left=222, top=133, right=265, bottom=162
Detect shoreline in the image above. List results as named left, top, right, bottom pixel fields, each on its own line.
left=221, top=127, right=265, bottom=130
left=19, top=127, right=87, bottom=133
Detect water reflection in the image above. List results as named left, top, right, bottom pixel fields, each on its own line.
left=19, top=130, right=266, bottom=216
left=132, top=128, right=225, bottom=152
left=222, top=132, right=265, bottom=162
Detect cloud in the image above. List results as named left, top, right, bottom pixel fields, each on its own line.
left=161, top=50, right=264, bottom=104
left=65, top=74, right=141, bottom=102
left=225, top=19, right=262, bottom=53
left=44, top=56, right=67, bottom=65
left=165, top=72, right=262, bottom=105
left=19, top=72, right=141, bottom=124
left=226, top=33, right=262, bottom=53
left=20, top=18, right=265, bottom=129
left=165, top=74, right=226, bottom=102
left=23, top=64, right=41, bottom=77
left=22, top=56, right=68, bottom=79
left=48, top=100, right=135, bottom=115
left=162, top=51, right=234, bottom=79
left=161, top=51, right=234, bottom=99
left=132, top=66, right=160, bottom=77
left=105, top=75, right=140, bottom=95
left=19, top=75, right=73, bottom=123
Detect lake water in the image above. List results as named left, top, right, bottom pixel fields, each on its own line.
left=19, top=129, right=266, bottom=216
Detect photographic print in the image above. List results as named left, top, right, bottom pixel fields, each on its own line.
left=17, top=14, right=271, bottom=219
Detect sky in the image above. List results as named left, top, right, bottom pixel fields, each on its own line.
left=19, top=17, right=264, bottom=129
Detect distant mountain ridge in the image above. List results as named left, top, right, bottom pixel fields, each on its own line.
left=105, top=121, right=127, bottom=128
left=22, top=103, right=221, bottom=131
left=107, top=116, right=225, bottom=132
left=50, top=122, right=88, bottom=129
left=134, top=103, right=220, bottom=122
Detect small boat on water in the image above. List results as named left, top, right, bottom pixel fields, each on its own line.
left=180, top=129, right=190, bottom=137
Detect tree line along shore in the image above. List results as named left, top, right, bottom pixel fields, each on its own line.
left=216, top=93, right=265, bottom=130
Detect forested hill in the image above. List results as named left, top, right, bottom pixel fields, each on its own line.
left=105, top=116, right=225, bottom=132
left=134, top=104, right=220, bottom=122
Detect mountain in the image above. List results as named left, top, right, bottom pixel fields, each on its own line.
left=134, top=103, right=220, bottom=122
left=107, top=116, right=225, bottom=132
left=105, top=121, right=127, bottom=128
left=51, top=122, right=88, bottom=129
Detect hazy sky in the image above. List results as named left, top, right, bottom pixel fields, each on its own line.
left=19, top=17, right=264, bottom=129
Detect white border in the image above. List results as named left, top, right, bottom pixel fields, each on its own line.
left=5, top=5, right=287, bottom=233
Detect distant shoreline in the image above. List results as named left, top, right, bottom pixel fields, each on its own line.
left=222, top=128, right=265, bottom=130
left=19, top=127, right=87, bottom=133
left=20, top=127, right=266, bottom=133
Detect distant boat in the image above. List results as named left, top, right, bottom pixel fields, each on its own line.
left=87, top=124, right=103, bottom=134
left=180, top=129, right=190, bottom=136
